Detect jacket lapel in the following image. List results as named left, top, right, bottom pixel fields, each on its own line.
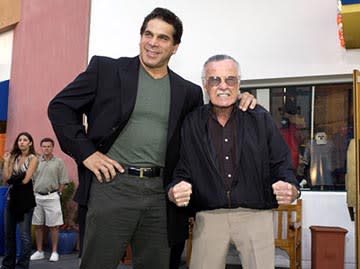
left=201, top=106, right=221, bottom=173
left=117, top=57, right=140, bottom=123
left=233, top=110, right=244, bottom=184
left=167, top=69, right=186, bottom=143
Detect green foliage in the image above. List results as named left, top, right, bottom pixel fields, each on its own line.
left=60, top=181, right=75, bottom=211
left=60, top=181, right=78, bottom=230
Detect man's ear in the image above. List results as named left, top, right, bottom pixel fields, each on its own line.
left=172, top=44, right=179, bottom=55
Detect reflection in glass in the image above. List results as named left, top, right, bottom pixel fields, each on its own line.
left=246, top=83, right=353, bottom=191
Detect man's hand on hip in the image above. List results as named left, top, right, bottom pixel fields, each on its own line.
left=83, top=151, right=124, bottom=182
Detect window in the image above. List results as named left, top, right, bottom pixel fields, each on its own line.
left=244, top=83, right=353, bottom=191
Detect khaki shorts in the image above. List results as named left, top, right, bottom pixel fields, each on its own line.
left=32, top=192, right=64, bottom=227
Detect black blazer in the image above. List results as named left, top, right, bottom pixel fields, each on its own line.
left=48, top=55, right=203, bottom=245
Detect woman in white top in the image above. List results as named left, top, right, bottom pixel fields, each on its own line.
left=2, top=132, right=39, bottom=269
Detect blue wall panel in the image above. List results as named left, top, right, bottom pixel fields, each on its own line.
left=341, top=0, right=360, bottom=5
left=0, top=80, right=9, bottom=120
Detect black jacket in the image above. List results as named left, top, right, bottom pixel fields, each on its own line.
left=48, top=55, right=203, bottom=245
left=169, top=104, right=299, bottom=212
left=9, top=173, right=36, bottom=221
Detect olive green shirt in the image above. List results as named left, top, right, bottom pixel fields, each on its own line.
left=107, top=65, right=170, bottom=167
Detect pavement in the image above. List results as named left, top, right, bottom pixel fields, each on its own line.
left=0, top=252, right=134, bottom=269
left=0, top=251, right=245, bottom=268
left=1, top=252, right=292, bottom=268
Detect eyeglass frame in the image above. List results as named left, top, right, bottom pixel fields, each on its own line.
left=202, top=75, right=240, bottom=87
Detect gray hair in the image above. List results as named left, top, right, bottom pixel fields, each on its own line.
left=201, top=54, right=241, bottom=80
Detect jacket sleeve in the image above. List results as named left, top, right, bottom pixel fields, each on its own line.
left=166, top=118, right=193, bottom=192
left=265, top=111, right=299, bottom=187
left=48, top=56, right=99, bottom=164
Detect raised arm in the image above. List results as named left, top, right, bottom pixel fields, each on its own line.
left=48, top=56, right=99, bottom=163
left=22, top=155, right=39, bottom=184
left=2, top=152, right=13, bottom=182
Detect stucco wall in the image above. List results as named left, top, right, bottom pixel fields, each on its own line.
left=6, top=0, right=90, bottom=181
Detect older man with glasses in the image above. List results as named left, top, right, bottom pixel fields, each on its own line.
left=167, top=54, right=301, bottom=269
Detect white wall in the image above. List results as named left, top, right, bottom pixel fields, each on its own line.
left=300, top=192, right=354, bottom=268
left=0, top=31, right=13, bottom=81
left=89, top=0, right=360, bottom=87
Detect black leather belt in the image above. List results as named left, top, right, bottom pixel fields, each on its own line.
left=126, top=166, right=162, bottom=178
left=36, top=190, right=58, bottom=195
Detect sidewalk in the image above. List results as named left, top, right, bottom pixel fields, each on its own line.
left=0, top=253, right=291, bottom=268
left=0, top=252, right=244, bottom=268
left=1, top=252, right=290, bottom=268
left=0, top=252, right=133, bottom=269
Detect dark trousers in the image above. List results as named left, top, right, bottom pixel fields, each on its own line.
left=170, top=241, right=185, bottom=269
left=80, top=173, right=170, bottom=269
left=78, top=204, right=185, bottom=268
left=77, top=204, right=87, bottom=258
left=2, top=202, right=33, bottom=269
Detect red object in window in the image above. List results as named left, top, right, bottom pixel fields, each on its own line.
left=280, top=123, right=300, bottom=170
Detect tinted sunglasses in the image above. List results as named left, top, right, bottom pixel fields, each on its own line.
left=205, top=76, right=240, bottom=87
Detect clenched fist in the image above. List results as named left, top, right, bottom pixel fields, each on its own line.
left=168, top=181, right=192, bottom=207
left=272, top=180, right=300, bottom=204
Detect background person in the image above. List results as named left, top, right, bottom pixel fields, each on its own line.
left=1, top=132, right=39, bottom=269
left=30, top=137, right=69, bottom=262
left=168, top=55, right=300, bottom=269
left=48, top=8, right=256, bottom=269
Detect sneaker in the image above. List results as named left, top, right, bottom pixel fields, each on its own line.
left=30, top=250, right=45, bottom=260
left=49, top=252, right=59, bottom=262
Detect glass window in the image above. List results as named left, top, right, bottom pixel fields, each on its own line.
left=244, top=83, right=353, bottom=191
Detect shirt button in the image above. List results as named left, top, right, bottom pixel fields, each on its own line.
left=228, top=174, right=232, bottom=178
left=224, top=138, right=229, bottom=142
left=225, top=156, right=229, bottom=160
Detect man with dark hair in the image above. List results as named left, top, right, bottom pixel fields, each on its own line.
left=48, top=8, right=256, bottom=269
left=30, top=137, right=69, bottom=262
